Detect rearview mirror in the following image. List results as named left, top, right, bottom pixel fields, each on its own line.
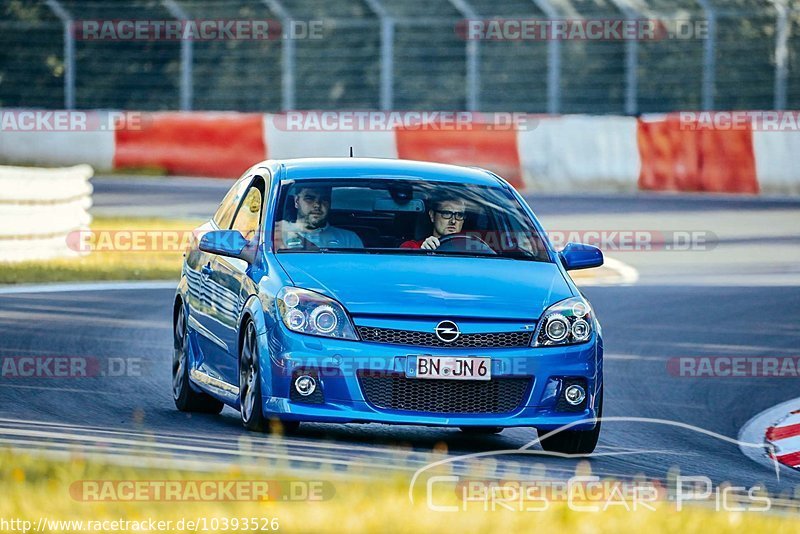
left=199, top=230, right=254, bottom=263
left=559, top=242, right=603, bottom=271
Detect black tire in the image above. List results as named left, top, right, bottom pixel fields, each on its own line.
left=173, top=304, right=224, bottom=414
left=538, top=387, right=603, bottom=455
left=459, top=426, right=503, bottom=435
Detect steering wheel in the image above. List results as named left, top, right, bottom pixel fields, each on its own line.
left=436, top=234, right=496, bottom=255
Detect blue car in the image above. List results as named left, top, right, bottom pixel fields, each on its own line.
left=173, top=158, right=604, bottom=453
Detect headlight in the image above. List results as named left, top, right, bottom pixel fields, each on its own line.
left=276, top=287, right=358, bottom=340
left=533, top=296, right=594, bottom=346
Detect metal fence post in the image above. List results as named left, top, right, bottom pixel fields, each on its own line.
left=282, top=29, right=297, bottom=111
left=773, top=0, right=789, bottom=110
left=380, top=20, right=395, bottom=110
left=449, top=0, right=480, bottom=111
left=164, top=0, right=193, bottom=111
left=44, top=0, right=75, bottom=109
left=465, top=38, right=479, bottom=111
left=697, top=0, right=716, bottom=110
left=532, top=0, right=560, bottom=114
left=264, top=0, right=295, bottom=111
left=623, top=35, right=638, bottom=115
left=609, top=0, right=638, bottom=115
left=364, top=0, right=394, bottom=110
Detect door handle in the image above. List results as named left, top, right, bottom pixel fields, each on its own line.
left=201, top=263, right=213, bottom=280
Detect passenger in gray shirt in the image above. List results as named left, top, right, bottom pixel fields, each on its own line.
left=277, top=186, right=363, bottom=249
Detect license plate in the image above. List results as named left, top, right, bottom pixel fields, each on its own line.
left=406, top=356, right=491, bottom=381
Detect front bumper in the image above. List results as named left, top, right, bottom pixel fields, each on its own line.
left=259, top=325, right=602, bottom=431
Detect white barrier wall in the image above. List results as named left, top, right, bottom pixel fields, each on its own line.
left=0, top=111, right=115, bottom=171
left=752, top=130, right=800, bottom=195
left=516, top=115, right=641, bottom=192
left=263, top=114, right=398, bottom=159
left=2, top=110, right=800, bottom=195
left=0, top=164, right=93, bottom=262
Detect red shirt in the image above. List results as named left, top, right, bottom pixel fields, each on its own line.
left=400, top=239, right=423, bottom=249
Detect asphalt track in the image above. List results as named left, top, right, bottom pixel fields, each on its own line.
left=1, top=176, right=799, bottom=497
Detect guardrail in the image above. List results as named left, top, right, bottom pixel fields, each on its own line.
left=2, top=111, right=800, bottom=195
left=0, top=164, right=93, bottom=263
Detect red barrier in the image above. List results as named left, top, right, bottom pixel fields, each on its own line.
left=637, top=114, right=758, bottom=194
left=395, top=125, right=522, bottom=188
left=114, top=113, right=266, bottom=178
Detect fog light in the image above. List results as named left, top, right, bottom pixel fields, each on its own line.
left=564, top=384, right=586, bottom=406
left=294, top=375, right=316, bottom=397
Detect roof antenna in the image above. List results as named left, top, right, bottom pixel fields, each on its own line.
left=349, top=146, right=354, bottom=158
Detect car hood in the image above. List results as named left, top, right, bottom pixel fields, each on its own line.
left=274, top=253, right=573, bottom=320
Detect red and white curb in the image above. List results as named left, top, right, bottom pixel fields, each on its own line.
left=766, top=410, right=800, bottom=469
left=739, top=398, right=800, bottom=477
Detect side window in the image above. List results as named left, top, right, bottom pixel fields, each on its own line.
left=230, top=179, right=265, bottom=242
left=212, top=175, right=252, bottom=229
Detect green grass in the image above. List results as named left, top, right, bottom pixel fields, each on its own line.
left=1, top=449, right=798, bottom=533
left=0, top=217, right=201, bottom=284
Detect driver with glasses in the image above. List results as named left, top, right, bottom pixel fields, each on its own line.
left=401, top=193, right=466, bottom=250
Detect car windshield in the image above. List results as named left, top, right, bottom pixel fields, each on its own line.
left=272, top=178, right=551, bottom=262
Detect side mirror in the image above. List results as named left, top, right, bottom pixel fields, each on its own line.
left=559, top=242, right=603, bottom=271
left=199, top=230, right=255, bottom=263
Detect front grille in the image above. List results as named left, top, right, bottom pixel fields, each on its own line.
left=357, top=326, right=532, bottom=348
left=357, top=371, right=531, bottom=414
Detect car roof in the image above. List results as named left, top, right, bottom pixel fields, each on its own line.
left=262, top=158, right=505, bottom=187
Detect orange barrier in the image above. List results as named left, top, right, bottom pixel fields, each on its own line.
left=637, top=114, right=758, bottom=194
left=114, top=113, right=266, bottom=178
left=395, top=125, right=522, bottom=188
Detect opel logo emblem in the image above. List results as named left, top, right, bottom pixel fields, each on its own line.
left=435, top=320, right=460, bottom=343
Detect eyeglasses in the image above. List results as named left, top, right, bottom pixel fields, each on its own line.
left=435, top=210, right=466, bottom=221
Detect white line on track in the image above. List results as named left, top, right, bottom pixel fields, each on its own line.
left=0, top=280, right=177, bottom=295
left=93, top=176, right=231, bottom=188
left=0, top=426, right=405, bottom=472
left=0, top=384, right=122, bottom=395
left=0, top=418, right=663, bottom=481
left=605, top=353, right=665, bottom=361
left=0, top=419, right=522, bottom=471
left=0, top=418, right=447, bottom=460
